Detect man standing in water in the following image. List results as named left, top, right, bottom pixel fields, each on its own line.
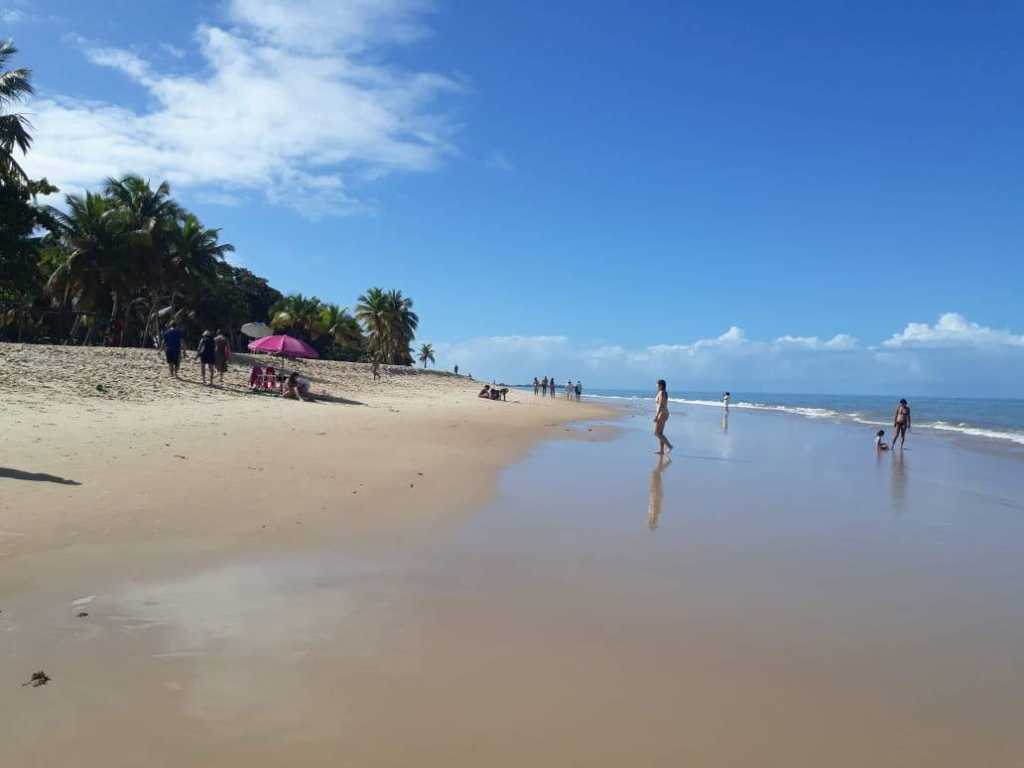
left=893, top=398, right=911, bottom=449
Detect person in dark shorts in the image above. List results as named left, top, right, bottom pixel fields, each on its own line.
left=213, top=330, right=230, bottom=385
left=196, top=330, right=217, bottom=386
left=163, top=323, right=183, bottom=378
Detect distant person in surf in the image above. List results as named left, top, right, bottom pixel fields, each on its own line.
left=723, top=391, right=731, bottom=408
left=548, top=376, right=556, bottom=397
left=575, top=381, right=582, bottom=401
left=875, top=430, right=889, bottom=451
left=533, top=377, right=540, bottom=395
left=654, top=379, right=674, bottom=455
left=892, top=399, right=911, bottom=449
left=541, top=376, right=548, bottom=395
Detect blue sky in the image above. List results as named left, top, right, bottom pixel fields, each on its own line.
left=7, top=0, right=1024, bottom=394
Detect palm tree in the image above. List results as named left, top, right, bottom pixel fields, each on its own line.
left=0, top=40, right=33, bottom=183
left=167, top=214, right=233, bottom=288
left=417, top=343, right=435, bottom=368
left=270, top=293, right=323, bottom=340
left=46, top=192, right=146, bottom=342
left=355, top=286, right=390, bottom=361
left=385, top=289, right=418, bottom=364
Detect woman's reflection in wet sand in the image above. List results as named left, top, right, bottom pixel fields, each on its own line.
left=890, top=450, right=908, bottom=514
left=648, top=455, right=671, bottom=529
left=721, top=410, right=729, bottom=433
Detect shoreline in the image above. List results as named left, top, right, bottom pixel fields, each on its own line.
left=579, top=391, right=1024, bottom=454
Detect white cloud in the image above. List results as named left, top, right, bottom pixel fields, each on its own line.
left=22, top=1, right=460, bottom=217
left=160, top=43, right=187, bottom=59
left=227, top=0, right=433, bottom=53
left=774, top=333, right=858, bottom=351
left=1, top=8, right=25, bottom=22
left=430, top=316, right=1024, bottom=393
left=433, top=325, right=863, bottom=385
left=882, top=313, right=1024, bottom=349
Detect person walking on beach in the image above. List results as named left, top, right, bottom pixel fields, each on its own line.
left=454, top=364, right=459, bottom=376
left=541, top=376, right=548, bottom=395
left=196, top=330, right=217, bottom=386
left=162, top=323, right=183, bottom=378
left=575, top=381, right=582, bottom=401
left=548, top=376, right=556, bottom=397
left=723, top=391, right=731, bottom=409
left=533, top=377, right=540, bottom=395
left=654, top=379, right=674, bottom=455
left=213, top=329, right=230, bottom=385
left=372, top=360, right=380, bottom=381
left=892, top=398, right=911, bottom=449
left=566, top=380, right=573, bottom=399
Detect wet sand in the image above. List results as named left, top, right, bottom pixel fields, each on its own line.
left=5, top=387, right=1024, bottom=765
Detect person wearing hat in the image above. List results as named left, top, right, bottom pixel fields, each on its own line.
left=196, top=330, right=217, bottom=386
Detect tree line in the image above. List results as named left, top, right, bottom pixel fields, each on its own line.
left=0, top=40, right=434, bottom=366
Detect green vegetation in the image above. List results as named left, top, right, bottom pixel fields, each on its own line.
left=0, top=41, right=429, bottom=363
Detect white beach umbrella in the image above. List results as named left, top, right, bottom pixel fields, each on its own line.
left=241, top=321, right=274, bottom=339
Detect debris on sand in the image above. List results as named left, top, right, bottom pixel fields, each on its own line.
left=77, top=611, right=89, bottom=618
left=22, top=670, right=51, bottom=688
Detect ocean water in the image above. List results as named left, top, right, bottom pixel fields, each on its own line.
left=566, top=388, right=1024, bottom=447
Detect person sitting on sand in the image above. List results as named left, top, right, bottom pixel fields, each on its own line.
left=196, top=330, right=217, bottom=386
left=875, top=429, right=889, bottom=451
left=162, top=323, right=183, bottom=378
left=283, top=372, right=312, bottom=401
left=478, top=384, right=491, bottom=399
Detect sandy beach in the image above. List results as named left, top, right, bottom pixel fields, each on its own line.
left=4, top=344, right=1024, bottom=766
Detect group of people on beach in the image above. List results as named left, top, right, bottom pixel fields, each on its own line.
left=162, top=323, right=230, bottom=386
left=650, top=382, right=912, bottom=456
left=161, top=323, right=313, bottom=400
left=875, top=399, right=912, bottom=451
left=532, top=376, right=583, bottom=401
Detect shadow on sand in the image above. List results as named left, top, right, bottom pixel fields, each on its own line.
left=0, top=467, right=82, bottom=485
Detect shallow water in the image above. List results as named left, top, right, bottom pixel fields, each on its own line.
left=5, top=406, right=1024, bottom=766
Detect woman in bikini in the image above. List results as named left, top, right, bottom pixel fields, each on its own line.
left=654, top=379, right=674, bottom=455
left=892, top=398, right=911, bottom=449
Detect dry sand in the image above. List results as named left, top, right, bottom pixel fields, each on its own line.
left=0, top=342, right=614, bottom=584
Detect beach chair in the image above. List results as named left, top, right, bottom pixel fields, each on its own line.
left=262, top=366, right=279, bottom=392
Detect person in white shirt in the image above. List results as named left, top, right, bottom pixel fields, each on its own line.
left=874, top=430, right=889, bottom=451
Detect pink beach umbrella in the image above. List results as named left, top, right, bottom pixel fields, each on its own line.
left=247, top=334, right=319, bottom=358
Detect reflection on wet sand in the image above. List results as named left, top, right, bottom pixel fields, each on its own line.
left=890, top=450, right=908, bottom=513
left=721, top=410, right=729, bottom=433
left=648, top=455, right=671, bottom=529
